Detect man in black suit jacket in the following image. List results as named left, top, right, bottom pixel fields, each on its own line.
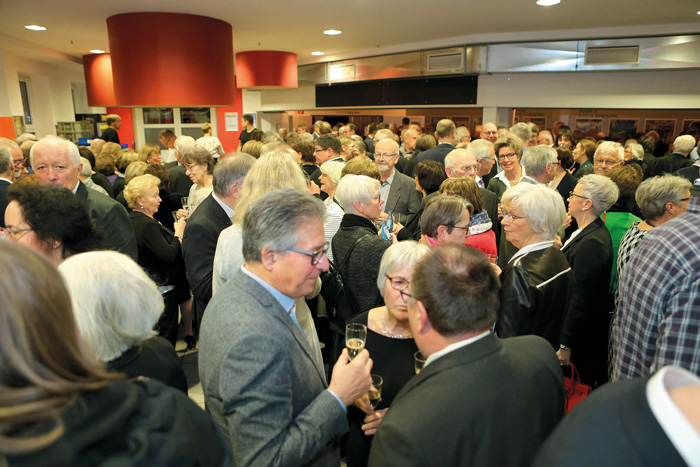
left=182, top=153, right=256, bottom=330
left=166, top=135, right=195, bottom=195
left=0, top=146, right=13, bottom=227
left=30, top=137, right=137, bottom=260
left=374, top=138, right=422, bottom=224
left=403, top=118, right=456, bottom=177
left=368, top=245, right=564, bottom=467
left=535, top=366, right=699, bottom=466
left=650, top=134, right=695, bottom=176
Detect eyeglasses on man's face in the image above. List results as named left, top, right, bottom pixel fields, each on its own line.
left=374, top=153, right=397, bottom=160
left=285, top=242, right=330, bottom=266
left=593, top=158, right=618, bottom=167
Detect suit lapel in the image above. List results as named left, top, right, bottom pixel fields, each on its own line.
left=385, top=171, right=401, bottom=213
left=561, top=217, right=603, bottom=253
left=233, top=271, right=328, bottom=386
left=206, top=194, right=233, bottom=228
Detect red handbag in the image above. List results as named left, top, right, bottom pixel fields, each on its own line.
left=564, top=362, right=592, bottom=414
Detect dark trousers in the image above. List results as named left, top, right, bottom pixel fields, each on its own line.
left=156, top=289, right=179, bottom=346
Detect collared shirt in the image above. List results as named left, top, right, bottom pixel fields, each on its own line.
left=425, top=330, right=491, bottom=368
left=240, top=265, right=346, bottom=412
left=379, top=169, right=396, bottom=213
left=212, top=192, right=234, bottom=219
left=0, top=177, right=12, bottom=184
left=613, top=197, right=700, bottom=379
left=70, top=179, right=80, bottom=194
left=521, top=175, right=540, bottom=185
left=508, top=240, right=553, bottom=264
left=646, top=366, right=700, bottom=466
left=475, top=175, right=484, bottom=189
left=493, top=165, right=526, bottom=189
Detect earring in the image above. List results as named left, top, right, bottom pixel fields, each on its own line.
left=140, top=205, right=144, bottom=209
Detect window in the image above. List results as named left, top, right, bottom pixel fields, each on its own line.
left=19, top=78, right=33, bottom=126
left=135, top=107, right=218, bottom=149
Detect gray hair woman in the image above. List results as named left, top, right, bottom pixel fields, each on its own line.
left=59, top=251, right=187, bottom=393
left=496, top=183, right=573, bottom=349
left=346, top=241, right=430, bottom=467
left=319, top=160, right=345, bottom=200
left=419, top=195, right=472, bottom=247
left=559, top=174, right=619, bottom=387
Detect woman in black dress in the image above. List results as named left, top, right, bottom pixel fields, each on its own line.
left=346, top=241, right=430, bottom=467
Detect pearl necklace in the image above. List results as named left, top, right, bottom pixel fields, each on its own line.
left=381, top=307, right=412, bottom=339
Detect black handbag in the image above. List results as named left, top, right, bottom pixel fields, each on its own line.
left=321, top=234, right=369, bottom=333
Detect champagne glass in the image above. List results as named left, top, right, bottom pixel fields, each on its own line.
left=414, top=351, right=426, bottom=374
left=345, top=323, right=367, bottom=361
left=181, top=197, right=189, bottom=209
left=368, top=374, right=383, bottom=409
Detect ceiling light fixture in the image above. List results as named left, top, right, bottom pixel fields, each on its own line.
left=24, top=25, right=47, bottom=31
left=536, top=0, right=560, bottom=5
left=90, top=49, right=105, bottom=54
left=323, top=29, right=342, bottom=35
left=311, top=51, right=325, bottom=56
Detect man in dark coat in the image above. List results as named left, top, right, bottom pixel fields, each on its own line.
left=403, top=119, right=456, bottom=177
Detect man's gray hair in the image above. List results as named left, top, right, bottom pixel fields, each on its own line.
left=242, top=190, right=325, bottom=263
left=501, top=183, right=566, bottom=241
left=467, top=139, right=494, bottom=161
left=0, top=147, right=12, bottom=175
left=29, top=137, right=80, bottom=168
left=175, top=135, right=196, bottom=156
left=578, top=174, right=620, bottom=216
left=375, top=138, right=399, bottom=154
left=58, top=251, right=164, bottom=362
left=262, top=131, right=283, bottom=144
left=260, top=141, right=288, bottom=156
left=374, top=129, right=395, bottom=142
left=674, top=134, right=696, bottom=154
left=79, top=157, right=93, bottom=177
left=455, top=126, right=470, bottom=141
left=594, top=141, right=624, bottom=162
left=510, top=122, right=532, bottom=143
left=526, top=122, right=539, bottom=136
left=90, top=138, right=105, bottom=154
left=626, top=143, right=644, bottom=160
left=213, top=153, right=257, bottom=197
left=635, top=174, right=692, bottom=220
left=521, top=145, right=557, bottom=177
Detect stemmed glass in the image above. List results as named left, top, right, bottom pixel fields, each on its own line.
left=346, top=323, right=367, bottom=360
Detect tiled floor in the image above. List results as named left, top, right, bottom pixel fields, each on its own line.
left=175, top=338, right=204, bottom=409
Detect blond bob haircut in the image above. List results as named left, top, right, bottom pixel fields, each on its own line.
left=501, top=183, right=566, bottom=241
left=139, top=144, right=160, bottom=163
left=232, top=151, right=308, bottom=224
left=376, top=241, right=430, bottom=296
left=124, top=161, right=149, bottom=185
left=58, top=251, right=164, bottom=362
left=123, top=174, right=161, bottom=209
left=335, top=174, right=381, bottom=215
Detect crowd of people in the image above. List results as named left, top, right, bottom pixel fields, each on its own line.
left=0, top=115, right=699, bottom=466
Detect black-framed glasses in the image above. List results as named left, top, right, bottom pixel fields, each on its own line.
left=501, top=210, right=526, bottom=221
left=568, top=191, right=589, bottom=200
left=2, top=227, right=33, bottom=239
left=593, top=158, right=618, bottom=167
left=447, top=224, right=471, bottom=236
left=374, top=153, right=398, bottom=160
left=386, top=274, right=410, bottom=291
left=679, top=197, right=691, bottom=202
left=285, top=242, right=330, bottom=266
left=498, top=153, right=517, bottom=161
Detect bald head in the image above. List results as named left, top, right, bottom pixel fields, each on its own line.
left=30, top=137, right=81, bottom=190
left=404, top=129, right=419, bottom=151
left=482, top=122, right=498, bottom=143
left=444, top=149, right=479, bottom=179
left=537, top=131, right=553, bottom=146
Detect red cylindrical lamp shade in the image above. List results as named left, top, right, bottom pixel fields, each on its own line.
left=107, top=13, right=235, bottom=107
left=83, top=53, right=115, bottom=107
left=236, top=51, right=298, bottom=89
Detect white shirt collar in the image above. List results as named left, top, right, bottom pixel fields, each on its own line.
left=509, top=240, right=553, bottom=264
left=71, top=180, right=80, bottom=194
left=425, top=331, right=491, bottom=368
left=494, top=165, right=525, bottom=188
left=212, top=192, right=234, bottom=219
left=0, top=177, right=12, bottom=184
left=646, top=366, right=700, bottom=467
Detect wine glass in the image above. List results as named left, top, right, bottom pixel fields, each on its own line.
left=414, top=351, right=426, bottom=374
left=345, top=323, right=367, bottom=361
left=181, top=197, right=189, bottom=209
left=368, top=374, right=383, bottom=409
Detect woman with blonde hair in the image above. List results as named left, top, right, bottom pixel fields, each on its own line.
left=139, top=143, right=162, bottom=165
left=0, top=241, right=229, bottom=465
left=213, top=151, right=308, bottom=292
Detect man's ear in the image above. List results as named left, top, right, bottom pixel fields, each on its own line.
left=260, top=247, right=278, bottom=271
left=414, top=300, right=431, bottom=335
left=230, top=183, right=241, bottom=199
left=445, top=167, right=455, bottom=178
left=436, top=224, right=449, bottom=241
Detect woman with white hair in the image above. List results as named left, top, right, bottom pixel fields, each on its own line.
left=559, top=174, right=619, bottom=388
left=59, top=251, right=187, bottom=393
left=346, top=241, right=430, bottom=467
left=319, top=160, right=345, bottom=200
left=332, top=175, right=392, bottom=321
left=495, top=183, right=574, bottom=350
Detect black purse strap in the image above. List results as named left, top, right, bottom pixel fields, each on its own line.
left=330, top=234, right=370, bottom=272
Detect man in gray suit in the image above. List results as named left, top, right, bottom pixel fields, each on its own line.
left=30, top=137, right=137, bottom=260
left=199, top=189, right=373, bottom=466
left=375, top=138, right=422, bottom=224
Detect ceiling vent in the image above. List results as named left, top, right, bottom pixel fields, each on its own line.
left=585, top=45, right=640, bottom=65
left=427, top=52, right=464, bottom=73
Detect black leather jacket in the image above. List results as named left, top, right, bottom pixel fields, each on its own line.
left=496, top=245, right=574, bottom=349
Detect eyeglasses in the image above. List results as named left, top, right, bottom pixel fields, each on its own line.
left=498, top=153, right=518, bottom=161
left=2, top=227, right=33, bottom=239
left=593, top=158, right=618, bottom=167
left=386, top=274, right=410, bottom=291
left=483, top=131, right=498, bottom=135
left=398, top=288, right=414, bottom=302
left=568, top=191, right=589, bottom=200
left=447, top=224, right=471, bottom=236
left=285, top=242, right=330, bottom=266
left=679, top=197, right=691, bottom=202
left=12, top=159, right=23, bottom=166
left=501, top=210, right=526, bottom=221
left=550, top=162, right=562, bottom=167
left=374, top=153, right=397, bottom=160
left=313, top=147, right=326, bottom=153
left=459, top=165, right=480, bottom=172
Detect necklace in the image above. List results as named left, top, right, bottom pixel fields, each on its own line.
left=381, top=307, right=412, bottom=339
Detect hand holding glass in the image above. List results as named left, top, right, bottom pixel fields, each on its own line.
left=346, top=323, right=367, bottom=361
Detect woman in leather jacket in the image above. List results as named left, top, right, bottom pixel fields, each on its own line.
left=495, top=183, right=574, bottom=350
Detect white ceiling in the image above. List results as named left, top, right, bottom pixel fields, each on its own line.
left=0, top=0, right=699, bottom=68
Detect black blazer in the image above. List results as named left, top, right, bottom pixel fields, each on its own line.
left=534, top=375, right=686, bottom=466
left=369, top=334, right=565, bottom=467
left=480, top=187, right=500, bottom=246
left=153, top=189, right=185, bottom=232
left=0, top=179, right=10, bottom=228
left=90, top=172, right=115, bottom=198
left=167, top=164, right=193, bottom=196
left=403, top=143, right=455, bottom=177
left=181, top=193, right=232, bottom=326
left=129, top=210, right=182, bottom=286
left=560, top=217, right=613, bottom=366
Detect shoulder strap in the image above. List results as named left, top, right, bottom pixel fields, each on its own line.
left=331, top=234, right=371, bottom=271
